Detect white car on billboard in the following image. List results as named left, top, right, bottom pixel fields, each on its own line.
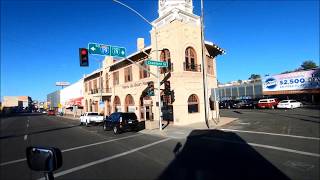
left=277, top=100, right=303, bottom=109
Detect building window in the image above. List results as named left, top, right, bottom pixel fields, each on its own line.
left=85, top=82, right=88, bottom=92
left=207, top=57, right=214, bottom=75
left=184, top=47, right=200, bottom=72
left=114, top=96, right=121, bottom=112
left=188, top=94, right=199, bottom=113
left=160, top=49, right=172, bottom=73
left=140, top=61, right=150, bottom=79
left=105, top=73, right=110, bottom=92
left=113, top=71, right=119, bottom=85
left=124, top=66, right=133, bottom=82
left=89, top=81, right=92, bottom=91
left=98, top=77, right=103, bottom=89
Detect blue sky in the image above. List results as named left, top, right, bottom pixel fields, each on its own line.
left=1, top=0, right=319, bottom=101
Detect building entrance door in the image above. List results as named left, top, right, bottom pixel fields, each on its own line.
left=145, top=105, right=152, bottom=120
left=143, top=99, right=153, bottom=121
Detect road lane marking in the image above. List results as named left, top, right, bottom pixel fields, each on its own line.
left=61, top=134, right=143, bottom=153
left=24, top=135, right=28, bottom=141
left=39, top=138, right=171, bottom=179
left=0, top=133, right=143, bottom=167
left=220, top=128, right=320, bottom=141
left=202, top=137, right=320, bottom=157
left=0, top=158, right=27, bottom=166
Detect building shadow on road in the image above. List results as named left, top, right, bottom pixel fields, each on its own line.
left=157, top=129, right=290, bottom=180
left=0, top=125, right=80, bottom=140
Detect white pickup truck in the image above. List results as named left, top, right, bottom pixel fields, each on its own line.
left=80, top=112, right=104, bottom=126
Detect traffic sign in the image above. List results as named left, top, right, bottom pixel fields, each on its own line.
left=88, top=43, right=110, bottom=56
left=88, top=43, right=126, bottom=58
left=110, top=46, right=126, bottom=58
left=146, top=60, right=168, bottom=67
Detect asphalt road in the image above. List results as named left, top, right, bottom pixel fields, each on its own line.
left=0, top=109, right=319, bottom=180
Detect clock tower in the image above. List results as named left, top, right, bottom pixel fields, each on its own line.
left=153, top=0, right=199, bottom=28
left=158, top=0, right=193, bottom=17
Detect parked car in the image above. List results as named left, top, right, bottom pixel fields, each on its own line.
left=47, top=110, right=55, bottom=116
left=103, top=112, right=139, bottom=134
left=233, top=99, right=258, bottom=109
left=277, top=100, right=303, bottom=109
left=257, top=98, right=280, bottom=109
left=219, top=100, right=237, bottom=109
left=80, top=112, right=104, bottom=126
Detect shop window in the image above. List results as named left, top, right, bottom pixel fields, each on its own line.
left=188, top=94, right=199, bottom=113
left=124, top=66, right=133, bottom=82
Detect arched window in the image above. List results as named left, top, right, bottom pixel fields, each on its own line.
left=113, top=96, right=121, bottom=112
left=160, top=49, right=172, bottom=73
left=185, top=47, right=199, bottom=72
left=125, top=94, right=135, bottom=112
left=188, top=94, right=199, bottom=113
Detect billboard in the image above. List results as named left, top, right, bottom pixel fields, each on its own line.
left=56, top=82, right=70, bottom=86
left=263, top=69, right=320, bottom=92
left=60, top=79, right=83, bottom=107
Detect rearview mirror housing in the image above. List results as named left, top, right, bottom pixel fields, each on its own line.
left=26, top=146, right=62, bottom=172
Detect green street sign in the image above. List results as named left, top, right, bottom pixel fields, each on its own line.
left=88, top=43, right=110, bottom=56
left=110, top=46, right=126, bottom=58
left=88, top=43, right=126, bottom=58
left=146, top=60, right=168, bottom=67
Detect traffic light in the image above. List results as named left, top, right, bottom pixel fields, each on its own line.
left=164, top=81, right=171, bottom=96
left=79, top=48, right=89, bottom=66
left=170, top=90, right=175, bottom=102
left=147, top=81, right=154, bottom=96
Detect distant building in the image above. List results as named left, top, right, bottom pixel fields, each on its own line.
left=2, top=96, right=33, bottom=112
left=47, top=91, right=60, bottom=110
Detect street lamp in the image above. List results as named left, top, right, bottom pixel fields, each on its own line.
left=113, top=0, right=163, bottom=130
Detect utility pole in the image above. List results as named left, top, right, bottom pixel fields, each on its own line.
left=200, top=0, right=209, bottom=128
left=113, top=0, right=163, bottom=131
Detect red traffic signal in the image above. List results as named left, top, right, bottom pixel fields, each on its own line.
left=81, top=49, right=88, bottom=55
left=79, top=48, right=89, bottom=67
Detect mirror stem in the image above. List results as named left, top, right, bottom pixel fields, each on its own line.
left=44, top=172, right=54, bottom=180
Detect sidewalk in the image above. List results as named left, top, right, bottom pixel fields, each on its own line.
left=140, top=117, right=237, bottom=139
left=59, top=115, right=80, bottom=121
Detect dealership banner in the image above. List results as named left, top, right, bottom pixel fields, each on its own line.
left=263, top=69, right=320, bottom=92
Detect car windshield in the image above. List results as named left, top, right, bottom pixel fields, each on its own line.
left=280, top=100, right=289, bottom=103
left=122, top=113, right=137, bottom=120
left=259, top=100, right=268, bottom=103
left=88, top=113, right=98, bottom=116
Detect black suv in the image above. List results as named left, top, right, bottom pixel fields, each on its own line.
left=103, top=112, right=139, bottom=134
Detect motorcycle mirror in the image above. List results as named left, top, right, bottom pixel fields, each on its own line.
left=26, top=146, right=62, bottom=172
